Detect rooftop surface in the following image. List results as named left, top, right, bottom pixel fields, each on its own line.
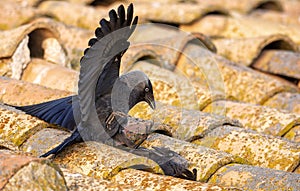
left=0, top=0, right=300, bottom=190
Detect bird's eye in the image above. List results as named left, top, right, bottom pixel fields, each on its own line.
left=145, top=87, right=149, bottom=92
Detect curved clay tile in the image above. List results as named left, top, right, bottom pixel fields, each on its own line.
left=67, top=0, right=96, bottom=4
left=130, top=102, right=241, bottom=141
left=21, top=58, right=79, bottom=93
left=280, top=0, right=300, bottom=18
left=193, top=125, right=300, bottom=172
left=194, top=0, right=283, bottom=14
left=20, top=128, right=71, bottom=157
left=112, top=168, right=234, bottom=191
left=208, top=164, right=300, bottom=190
left=38, top=1, right=108, bottom=30
left=263, top=92, right=300, bottom=114
left=177, top=43, right=299, bottom=104
left=203, top=100, right=300, bottom=137
left=248, top=0, right=283, bottom=12
left=141, top=133, right=243, bottom=182
left=0, top=105, right=50, bottom=148
left=0, top=150, right=67, bottom=190
left=7, top=0, right=43, bottom=7
left=0, top=1, right=38, bottom=30
left=249, top=10, right=300, bottom=25
left=53, top=141, right=164, bottom=179
left=121, top=48, right=163, bottom=73
left=0, top=140, right=17, bottom=151
left=284, top=125, right=300, bottom=143
left=122, top=24, right=216, bottom=72
left=28, top=18, right=94, bottom=70
left=0, top=18, right=60, bottom=59
left=0, top=77, right=72, bottom=106
left=133, top=2, right=229, bottom=25
left=212, top=34, right=298, bottom=66
left=180, top=15, right=300, bottom=45
left=252, top=50, right=300, bottom=81
left=61, top=167, right=142, bottom=190
left=0, top=18, right=69, bottom=79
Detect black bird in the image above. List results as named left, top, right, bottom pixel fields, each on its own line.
left=15, top=4, right=155, bottom=156
left=11, top=4, right=197, bottom=180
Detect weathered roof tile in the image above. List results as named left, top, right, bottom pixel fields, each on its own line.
left=212, top=35, right=298, bottom=66
left=176, top=43, right=299, bottom=105
left=141, top=133, right=243, bottom=182
left=263, top=92, right=300, bottom=114
left=0, top=150, right=67, bottom=190
left=180, top=15, right=300, bottom=45
left=193, top=125, right=300, bottom=171
left=1, top=1, right=300, bottom=190
left=113, top=168, right=238, bottom=191
left=38, top=1, right=108, bottom=29
left=208, top=164, right=300, bottom=190
left=0, top=104, right=49, bottom=147
left=53, top=141, right=164, bottom=179
left=252, top=50, right=300, bottom=80
left=130, top=102, right=241, bottom=141
left=203, top=100, right=300, bottom=137
left=0, top=1, right=38, bottom=30
left=21, top=58, right=79, bottom=92
left=0, top=77, right=71, bottom=106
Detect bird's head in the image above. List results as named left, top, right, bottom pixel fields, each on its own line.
left=111, top=70, right=156, bottom=113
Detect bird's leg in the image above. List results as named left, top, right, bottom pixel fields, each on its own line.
left=40, top=129, right=83, bottom=158
left=112, top=132, right=138, bottom=148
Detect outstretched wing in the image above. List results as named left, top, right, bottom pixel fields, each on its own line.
left=13, top=4, right=138, bottom=133
left=93, top=4, right=138, bottom=99
left=77, top=4, right=138, bottom=141
left=14, top=96, right=77, bottom=131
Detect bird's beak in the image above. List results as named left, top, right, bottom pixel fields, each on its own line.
left=145, top=95, right=156, bottom=110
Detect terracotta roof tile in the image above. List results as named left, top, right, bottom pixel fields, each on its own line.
left=53, top=141, right=164, bottom=179
left=112, top=168, right=237, bottom=191
left=263, top=92, right=300, bottom=114
left=0, top=77, right=72, bottom=105
left=141, top=133, right=243, bottom=182
left=37, top=1, right=108, bottom=29
left=0, top=150, right=66, bottom=190
left=180, top=15, right=300, bottom=45
left=212, top=34, right=298, bottom=66
left=0, top=1, right=38, bottom=30
left=21, top=58, right=78, bottom=92
left=1, top=0, right=300, bottom=190
left=252, top=50, right=300, bottom=80
left=209, top=164, right=300, bottom=190
left=192, top=125, right=300, bottom=171
left=176, top=43, right=299, bottom=105
left=0, top=104, right=50, bottom=147
left=203, top=100, right=300, bottom=137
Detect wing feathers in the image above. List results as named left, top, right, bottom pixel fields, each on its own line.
left=117, top=5, right=125, bottom=27
left=100, top=19, right=111, bottom=35
left=126, top=4, right=133, bottom=26
left=15, top=96, right=76, bottom=130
